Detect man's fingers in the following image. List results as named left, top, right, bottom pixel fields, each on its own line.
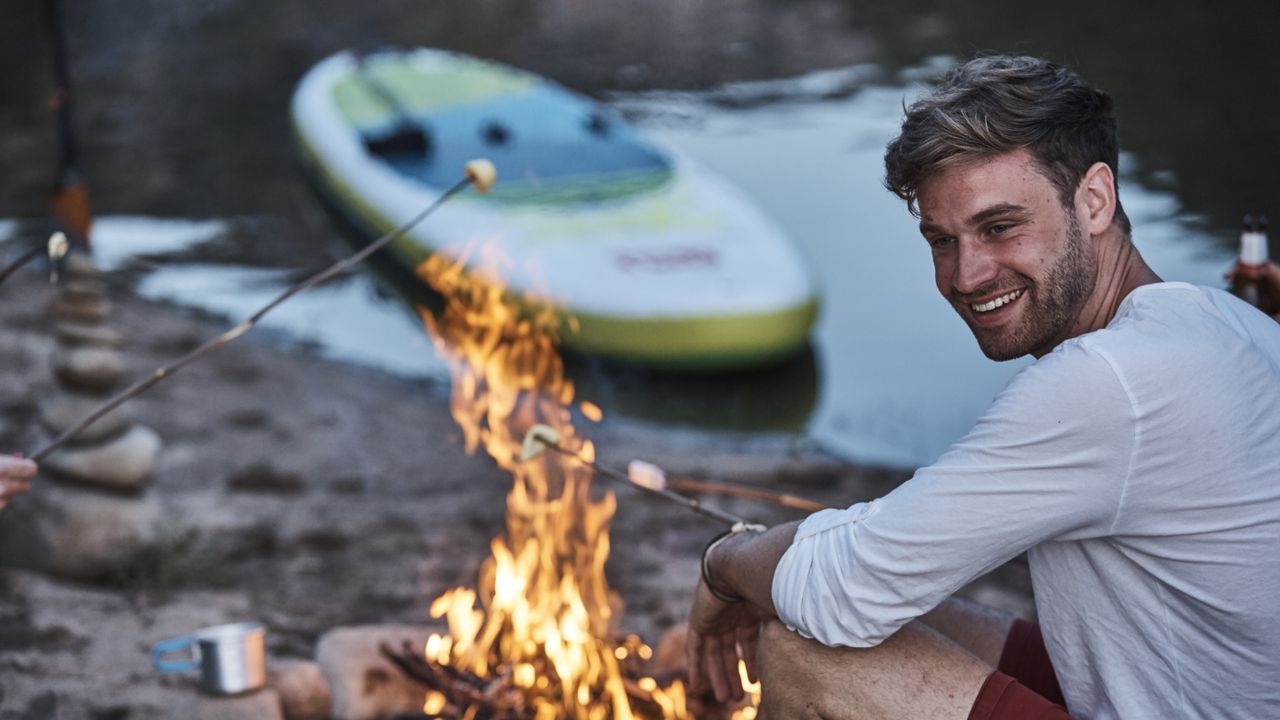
left=686, top=630, right=704, bottom=693
left=719, top=633, right=744, bottom=702
left=737, top=624, right=760, bottom=685
left=705, top=632, right=748, bottom=703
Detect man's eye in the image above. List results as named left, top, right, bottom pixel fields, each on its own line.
left=930, top=236, right=955, bottom=249
left=990, top=223, right=1011, bottom=235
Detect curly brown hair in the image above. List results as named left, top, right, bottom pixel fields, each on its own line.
left=884, top=55, right=1131, bottom=236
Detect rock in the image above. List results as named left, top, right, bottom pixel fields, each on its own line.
left=269, top=659, right=332, bottom=720
left=0, top=479, right=161, bottom=581
left=51, top=346, right=126, bottom=391
left=315, top=625, right=435, bottom=720
left=60, top=279, right=108, bottom=304
left=176, top=688, right=284, bottom=720
left=48, top=294, right=111, bottom=324
left=42, top=424, right=162, bottom=491
left=63, top=252, right=104, bottom=279
left=54, top=321, right=123, bottom=348
left=40, top=390, right=132, bottom=444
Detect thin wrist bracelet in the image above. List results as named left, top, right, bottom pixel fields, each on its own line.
left=700, top=521, right=767, bottom=603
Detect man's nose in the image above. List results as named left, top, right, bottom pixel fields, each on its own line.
left=952, top=240, right=998, bottom=295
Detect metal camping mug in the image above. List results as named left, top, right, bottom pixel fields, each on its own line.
left=150, top=622, right=266, bottom=695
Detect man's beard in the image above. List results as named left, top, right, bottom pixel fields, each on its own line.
left=964, top=212, right=1096, bottom=361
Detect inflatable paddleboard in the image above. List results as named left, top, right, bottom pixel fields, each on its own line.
left=291, top=48, right=818, bottom=369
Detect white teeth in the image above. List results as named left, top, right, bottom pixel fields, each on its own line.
left=972, top=289, right=1023, bottom=313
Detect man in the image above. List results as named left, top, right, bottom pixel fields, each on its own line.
left=0, top=455, right=36, bottom=511
left=687, top=55, right=1280, bottom=719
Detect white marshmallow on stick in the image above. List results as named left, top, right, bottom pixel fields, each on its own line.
left=627, top=460, right=668, bottom=491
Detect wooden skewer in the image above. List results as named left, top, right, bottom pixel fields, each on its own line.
left=664, top=477, right=830, bottom=512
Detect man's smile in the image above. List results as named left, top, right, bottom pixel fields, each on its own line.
left=971, top=288, right=1025, bottom=314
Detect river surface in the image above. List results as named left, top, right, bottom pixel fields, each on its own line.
left=59, top=62, right=1234, bottom=468
left=1, top=1, right=1273, bottom=468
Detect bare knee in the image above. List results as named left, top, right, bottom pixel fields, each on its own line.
left=756, top=620, right=991, bottom=720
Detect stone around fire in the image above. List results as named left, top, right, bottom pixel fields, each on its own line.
left=315, top=624, right=436, bottom=720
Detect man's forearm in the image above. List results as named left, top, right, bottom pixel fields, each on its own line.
left=709, top=520, right=801, bottom=616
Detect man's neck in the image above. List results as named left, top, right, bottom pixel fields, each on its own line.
left=1037, top=229, right=1162, bottom=357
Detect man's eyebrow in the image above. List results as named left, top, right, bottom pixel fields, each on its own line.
left=918, top=218, right=943, bottom=236
left=967, top=203, right=1030, bottom=226
left=918, top=203, right=1031, bottom=236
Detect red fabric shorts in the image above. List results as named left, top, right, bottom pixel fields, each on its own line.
left=967, top=619, right=1073, bottom=720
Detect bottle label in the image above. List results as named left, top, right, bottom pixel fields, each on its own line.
left=1241, top=231, right=1269, bottom=265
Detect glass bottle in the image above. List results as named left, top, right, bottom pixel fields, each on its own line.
left=1229, top=214, right=1278, bottom=314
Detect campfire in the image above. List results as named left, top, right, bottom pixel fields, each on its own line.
left=393, top=242, right=760, bottom=719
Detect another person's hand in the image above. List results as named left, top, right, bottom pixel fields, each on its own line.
left=0, top=455, right=36, bottom=511
left=686, top=574, right=764, bottom=703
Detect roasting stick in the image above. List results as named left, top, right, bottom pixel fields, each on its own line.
left=29, top=160, right=498, bottom=462
left=627, top=460, right=831, bottom=513
left=522, top=424, right=770, bottom=527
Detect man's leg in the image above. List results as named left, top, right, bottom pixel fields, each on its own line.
left=756, top=619, right=991, bottom=720
left=919, top=596, right=1018, bottom=667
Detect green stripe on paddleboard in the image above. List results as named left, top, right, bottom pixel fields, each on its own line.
left=333, top=60, right=535, bottom=126
left=566, top=301, right=818, bottom=368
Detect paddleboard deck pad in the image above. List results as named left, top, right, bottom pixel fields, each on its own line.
left=292, top=48, right=818, bottom=369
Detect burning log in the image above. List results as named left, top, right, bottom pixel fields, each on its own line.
left=379, top=638, right=719, bottom=720
left=380, top=639, right=528, bottom=719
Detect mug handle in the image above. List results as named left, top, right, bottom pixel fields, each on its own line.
left=151, top=636, right=200, bottom=673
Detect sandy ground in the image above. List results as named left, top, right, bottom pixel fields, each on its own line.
left=0, top=259, right=1031, bottom=718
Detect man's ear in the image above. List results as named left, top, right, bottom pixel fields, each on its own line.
left=1077, top=162, right=1117, bottom=235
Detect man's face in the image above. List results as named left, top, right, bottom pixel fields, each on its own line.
left=917, top=149, right=1096, bottom=360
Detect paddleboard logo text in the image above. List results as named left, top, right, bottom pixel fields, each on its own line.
left=614, top=247, right=719, bottom=273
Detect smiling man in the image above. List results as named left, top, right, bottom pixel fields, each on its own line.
left=687, top=56, right=1280, bottom=719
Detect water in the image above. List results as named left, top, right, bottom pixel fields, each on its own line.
left=77, top=63, right=1236, bottom=469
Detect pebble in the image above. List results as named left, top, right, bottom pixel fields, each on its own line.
left=0, top=479, right=161, bottom=581
left=51, top=346, right=126, bottom=391
left=63, top=253, right=104, bottom=279
left=42, top=424, right=162, bottom=491
left=314, top=625, right=435, bottom=720
left=48, top=295, right=111, bottom=324
left=268, top=660, right=332, bottom=720
left=39, top=390, right=132, bottom=445
left=54, top=321, right=123, bottom=348
left=60, top=279, right=107, bottom=304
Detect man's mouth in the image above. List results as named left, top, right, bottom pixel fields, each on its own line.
left=971, top=288, right=1025, bottom=314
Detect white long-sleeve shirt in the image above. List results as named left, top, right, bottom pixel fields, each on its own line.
left=773, top=283, right=1280, bottom=719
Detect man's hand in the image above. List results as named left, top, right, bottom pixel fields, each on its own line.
left=685, top=521, right=800, bottom=703
left=0, top=455, right=36, bottom=511
left=686, top=576, right=764, bottom=703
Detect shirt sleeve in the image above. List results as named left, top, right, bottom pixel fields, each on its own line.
left=772, top=341, right=1135, bottom=647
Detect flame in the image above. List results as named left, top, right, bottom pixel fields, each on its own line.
left=416, top=242, right=755, bottom=718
